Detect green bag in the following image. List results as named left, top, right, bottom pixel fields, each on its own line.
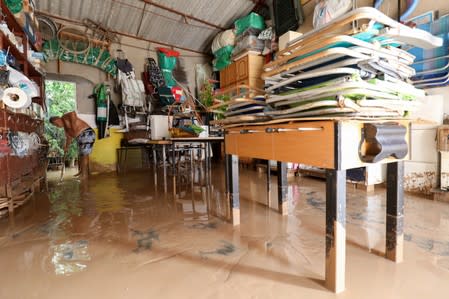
left=234, top=12, right=265, bottom=36
left=157, top=52, right=177, bottom=70
left=161, top=69, right=176, bottom=87
left=6, top=0, right=23, bottom=14
left=213, top=45, right=234, bottom=71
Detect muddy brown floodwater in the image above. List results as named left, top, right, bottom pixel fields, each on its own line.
left=1, top=162, right=449, bottom=299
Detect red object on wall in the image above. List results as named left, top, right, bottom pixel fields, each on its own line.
left=171, top=86, right=183, bottom=102
left=157, top=48, right=180, bottom=57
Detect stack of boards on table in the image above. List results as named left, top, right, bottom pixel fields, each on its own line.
left=208, top=85, right=271, bottom=124
left=261, top=7, right=442, bottom=120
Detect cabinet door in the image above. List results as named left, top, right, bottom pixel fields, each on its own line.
left=236, top=55, right=249, bottom=81
left=228, top=62, right=237, bottom=85
left=220, top=68, right=227, bottom=88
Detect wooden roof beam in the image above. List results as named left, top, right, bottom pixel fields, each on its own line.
left=35, top=10, right=210, bottom=55
left=141, top=0, right=226, bottom=30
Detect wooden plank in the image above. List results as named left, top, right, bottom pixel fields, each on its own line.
left=276, top=7, right=441, bottom=59
left=262, top=47, right=369, bottom=79
left=264, top=35, right=413, bottom=73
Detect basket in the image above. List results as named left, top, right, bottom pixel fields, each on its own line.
left=124, top=130, right=149, bottom=141
left=169, top=128, right=198, bottom=138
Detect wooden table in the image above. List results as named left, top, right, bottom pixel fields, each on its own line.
left=224, top=119, right=410, bottom=293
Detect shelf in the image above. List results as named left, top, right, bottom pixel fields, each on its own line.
left=0, top=0, right=46, bottom=216
left=0, top=32, right=42, bottom=77
left=0, top=0, right=40, bottom=52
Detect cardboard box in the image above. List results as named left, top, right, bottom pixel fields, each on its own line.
left=278, top=31, right=303, bottom=51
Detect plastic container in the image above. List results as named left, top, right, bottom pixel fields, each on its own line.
left=234, top=12, right=265, bottom=36
left=150, top=115, right=170, bottom=140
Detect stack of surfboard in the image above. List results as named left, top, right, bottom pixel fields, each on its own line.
left=262, top=7, right=443, bottom=119
left=209, top=95, right=271, bottom=124
left=208, top=86, right=272, bottom=124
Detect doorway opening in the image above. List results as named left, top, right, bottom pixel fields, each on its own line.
left=44, top=80, right=78, bottom=173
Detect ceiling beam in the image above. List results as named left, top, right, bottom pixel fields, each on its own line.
left=141, top=0, right=225, bottom=30
left=36, top=10, right=210, bottom=55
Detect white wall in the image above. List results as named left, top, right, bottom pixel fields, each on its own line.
left=296, top=0, right=449, bottom=194
left=44, top=20, right=210, bottom=116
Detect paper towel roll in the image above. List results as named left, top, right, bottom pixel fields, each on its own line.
left=2, top=87, right=31, bottom=109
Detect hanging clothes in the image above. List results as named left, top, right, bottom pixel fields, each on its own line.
left=108, top=100, right=120, bottom=126
left=146, top=58, right=166, bottom=90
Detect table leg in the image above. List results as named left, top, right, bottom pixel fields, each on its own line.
left=172, top=142, right=176, bottom=196
left=123, top=147, right=128, bottom=173
left=225, top=154, right=240, bottom=226
left=277, top=162, right=288, bottom=215
left=116, top=149, right=121, bottom=173
left=267, top=160, right=271, bottom=207
left=386, top=161, right=404, bottom=263
left=206, top=142, right=210, bottom=171
left=162, top=145, right=167, bottom=193
left=172, top=143, right=176, bottom=176
left=325, top=169, right=346, bottom=293
left=162, top=145, right=166, bottom=169
left=152, top=146, right=157, bottom=168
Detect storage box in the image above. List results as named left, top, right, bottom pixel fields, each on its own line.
left=150, top=115, right=170, bottom=140
left=278, top=30, right=303, bottom=51
left=437, top=125, right=449, bottom=151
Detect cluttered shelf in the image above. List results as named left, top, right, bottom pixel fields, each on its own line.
left=0, top=1, right=46, bottom=217
left=0, top=31, right=42, bottom=78
left=0, top=0, right=40, bottom=52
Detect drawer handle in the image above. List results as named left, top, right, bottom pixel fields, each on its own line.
left=240, top=129, right=264, bottom=134
left=265, top=127, right=324, bottom=133
left=225, top=130, right=237, bottom=135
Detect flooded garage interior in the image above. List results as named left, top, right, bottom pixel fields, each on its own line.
left=1, top=164, right=448, bottom=299
left=2, top=0, right=449, bottom=297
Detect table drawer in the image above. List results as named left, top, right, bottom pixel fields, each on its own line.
left=270, top=121, right=335, bottom=169
left=225, top=126, right=273, bottom=159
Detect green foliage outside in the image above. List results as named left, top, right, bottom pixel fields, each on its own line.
left=199, top=80, right=214, bottom=107
left=44, top=80, right=78, bottom=162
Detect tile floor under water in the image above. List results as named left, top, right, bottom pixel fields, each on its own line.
left=1, top=163, right=449, bottom=299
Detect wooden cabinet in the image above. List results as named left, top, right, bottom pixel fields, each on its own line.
left=220, top=53, right=264, bottom=90
left=236, top=55, right=248, bottom=81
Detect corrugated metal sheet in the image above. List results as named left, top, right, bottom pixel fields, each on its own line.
left=36, top=0, right=255, bottom=53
